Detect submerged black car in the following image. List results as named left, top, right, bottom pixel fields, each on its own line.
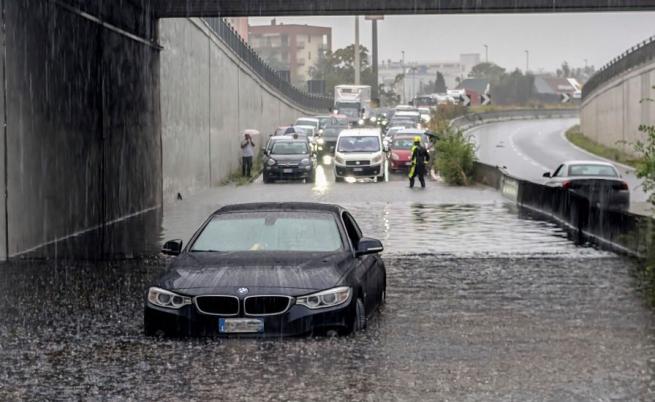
left=145, top=203, right=386, bottom=337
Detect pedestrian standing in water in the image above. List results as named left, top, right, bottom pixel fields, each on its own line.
left=241, top=132, right=255, bottom=177
left=409, top=135, right=430, bottom=188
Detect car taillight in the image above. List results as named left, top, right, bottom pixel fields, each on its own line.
left=614, top=181, right=629, bottom=190
left=562, top=181, right=571, bottom=190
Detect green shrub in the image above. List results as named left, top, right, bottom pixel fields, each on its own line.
left=435, top=128, right=477, bottom=185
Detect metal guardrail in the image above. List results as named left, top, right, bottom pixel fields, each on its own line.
left=202, top=18, right=333, bottom=112
left=451, top=108, right=579, bottom=131
left=583, top=36, right=655, bottom=100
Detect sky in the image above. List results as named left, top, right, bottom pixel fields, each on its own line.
left=250, top=12, right=655, bottom=73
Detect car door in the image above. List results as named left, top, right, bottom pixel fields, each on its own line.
left=342, top=212, right=381, bottom=313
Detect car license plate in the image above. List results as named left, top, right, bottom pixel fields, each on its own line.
left=353, top=167, right=363, bottom=172
left=283, top=168, right=293, bottom=173
left=219, top=318, right=264, bottom=333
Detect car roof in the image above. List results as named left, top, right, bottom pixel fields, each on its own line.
left=398, top=128, right=427, bottom=134
left=296, top=117, right=319, bottom=122
left=338, top=128, right=381, bottom=137
left=214, top=202, right=343, bottom=215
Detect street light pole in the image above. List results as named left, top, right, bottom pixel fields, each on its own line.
left=401, top=51, right=405, bottom=104
left=354, top=16, right=360, bottom=85
left=371, top=19, right=379, bottom=101
left=484, top=44, right=488, bottom=63
left=525, top=50, right=529, bottom=73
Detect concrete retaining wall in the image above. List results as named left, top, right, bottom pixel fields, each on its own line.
left=159, top=18, right=320, bottom=202
left=581, top=61, right=655, bottom=155
left=4, top=0, right=162, bottom=258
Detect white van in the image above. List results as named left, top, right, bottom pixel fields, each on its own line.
left=333, top=128, right=385, bottom=182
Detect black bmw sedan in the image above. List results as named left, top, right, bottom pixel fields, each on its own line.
left=145, top=203, right=386, bottom=337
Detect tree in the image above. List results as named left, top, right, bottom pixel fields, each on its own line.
left=468, top=62, right=506, bottom=85
left=309, top=44, right=374, bottom=95
left=434, top=71, right=447, bottom=93
left=556, top=61, right=571, bottom=78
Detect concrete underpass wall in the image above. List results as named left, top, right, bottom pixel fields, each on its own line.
left=4, top=0, right=161, bottom=258
left=581, top=62, right=655, bottom=155
left=159, top=19, right=318, bottom=202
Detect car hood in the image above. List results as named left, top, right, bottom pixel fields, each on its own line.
left=156, top=251, right=354, bottom=296
left=391, top=149, right=412, bottom=159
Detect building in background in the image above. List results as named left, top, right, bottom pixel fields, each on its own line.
left=379, top=54, right=481, bottom=102
left=224, top=17, right=249, bottom=42
left=533, top=76, right=581, bottom=103
left=249, top=20, right=331, bottom=88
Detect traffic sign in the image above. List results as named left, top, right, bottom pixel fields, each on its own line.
left=481, top=93, right=491, bottom=105
left=460, top=94, right=471, bottom=107
left=560, top=93, right=571, bottom=103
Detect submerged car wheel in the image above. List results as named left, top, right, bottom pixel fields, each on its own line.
left=263, top=175, right=272, bottom=184
left=335, top=176, right=344, bottom=183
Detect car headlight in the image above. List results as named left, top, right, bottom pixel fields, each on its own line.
left=334, top=154, right=345, bottom=164
left=391, top=152, right=400, bottom=160
left=369, top=116, right=377, bottom=122
left=147, top=287, right=192, bottom=309
left=317, top=138, right=325, bottom=145
left=296, top=287, right=351, bottom=309
left=300, top=158, right=310, bottom=165
left=371, top=154, right=383, bottom=164
left=319, top=129, right=324, bottom=134
left=358, top=119, right=365, bottom=126
left=267, top=158, right=277, bottom=166
left=382, top=120, right=388, bottom=126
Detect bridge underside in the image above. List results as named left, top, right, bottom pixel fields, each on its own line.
left=153, top=0, right=655, bottom=17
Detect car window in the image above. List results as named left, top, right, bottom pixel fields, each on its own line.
left=342, top=212, right=362, bottom=248
left=296, top=119, right=318, bottom=128
left=191, top=212, right=343, bottom=252
left=392, top=138, right=414, bottom=149
left=271, top=142, right=308, bottom=155
left=337, top=136, right=380, bottom=153
left=568, top=164, right=618, bottom=177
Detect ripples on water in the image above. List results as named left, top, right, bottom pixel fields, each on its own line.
left=1, top=202, right=649, bottom=400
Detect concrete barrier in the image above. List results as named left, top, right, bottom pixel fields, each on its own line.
left=474, top=162, right=654, bottom=257
left=452, top=108, right=579, bottom=132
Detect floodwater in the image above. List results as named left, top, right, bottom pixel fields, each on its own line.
left=1, top=176, right=654, bottom=400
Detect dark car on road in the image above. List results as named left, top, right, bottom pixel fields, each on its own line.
left=543, top=160, right=630, bottom=210
left=263, top=139, right=316, bottom=183
left=320, top=114, right=350, bottom=154
left=145, top=203, right=386, bottom=337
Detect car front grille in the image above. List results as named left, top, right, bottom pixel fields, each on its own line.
left=277, top=162, right=299, bottom=167
left=345, top=160, right=370, bottom=166
left=244, top=296, right=293, bottom=316
left=195, top=295, right=239, bottom=316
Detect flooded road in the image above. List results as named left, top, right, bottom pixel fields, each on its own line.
left=1, top=171, right=654, bottom=400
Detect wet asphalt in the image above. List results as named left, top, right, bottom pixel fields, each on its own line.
left=1, top=158, right=654, bottom=401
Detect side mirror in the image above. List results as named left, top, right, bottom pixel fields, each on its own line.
left=542, top=172, right=551, bottom=178
left=162, top=239, right=183, bottom=256
left=355, top=237, right=384, bottom=256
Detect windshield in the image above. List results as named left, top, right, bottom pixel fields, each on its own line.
left=338, top=136, right=380, bottom=153
left=295, top=119, right=318, bottom=128
left=568, top=164, right=618, bottom=177
left=392, top=138, right=414, bottom=149
left=271, top=142, right=308, bottom=155
left=191, top=212, right=343, bottom=252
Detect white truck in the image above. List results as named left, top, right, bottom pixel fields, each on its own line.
left=334, top=85, right=371, bottom=125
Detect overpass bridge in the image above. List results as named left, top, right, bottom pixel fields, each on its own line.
left=1, top=0, right=654, bottom=260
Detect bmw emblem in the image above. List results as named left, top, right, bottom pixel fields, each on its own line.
left=237, top=287, right=249, bottom=296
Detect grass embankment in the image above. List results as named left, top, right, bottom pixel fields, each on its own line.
left=221, top=155, right=263, bottom=186
left=565, top=125, right=639, bottom=168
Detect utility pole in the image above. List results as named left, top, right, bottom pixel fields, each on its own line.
left=371, top=19, right=379, bottom=100
left=484, top=44, right=488, bottom=63
left=401, top=51, right=405, bottom=104
left=525, top=50, right=529, bottom=73
left=354, top=16, right=360, bottom=85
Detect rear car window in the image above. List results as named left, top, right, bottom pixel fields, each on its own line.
left=568, top=164, right=618, bottom=177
